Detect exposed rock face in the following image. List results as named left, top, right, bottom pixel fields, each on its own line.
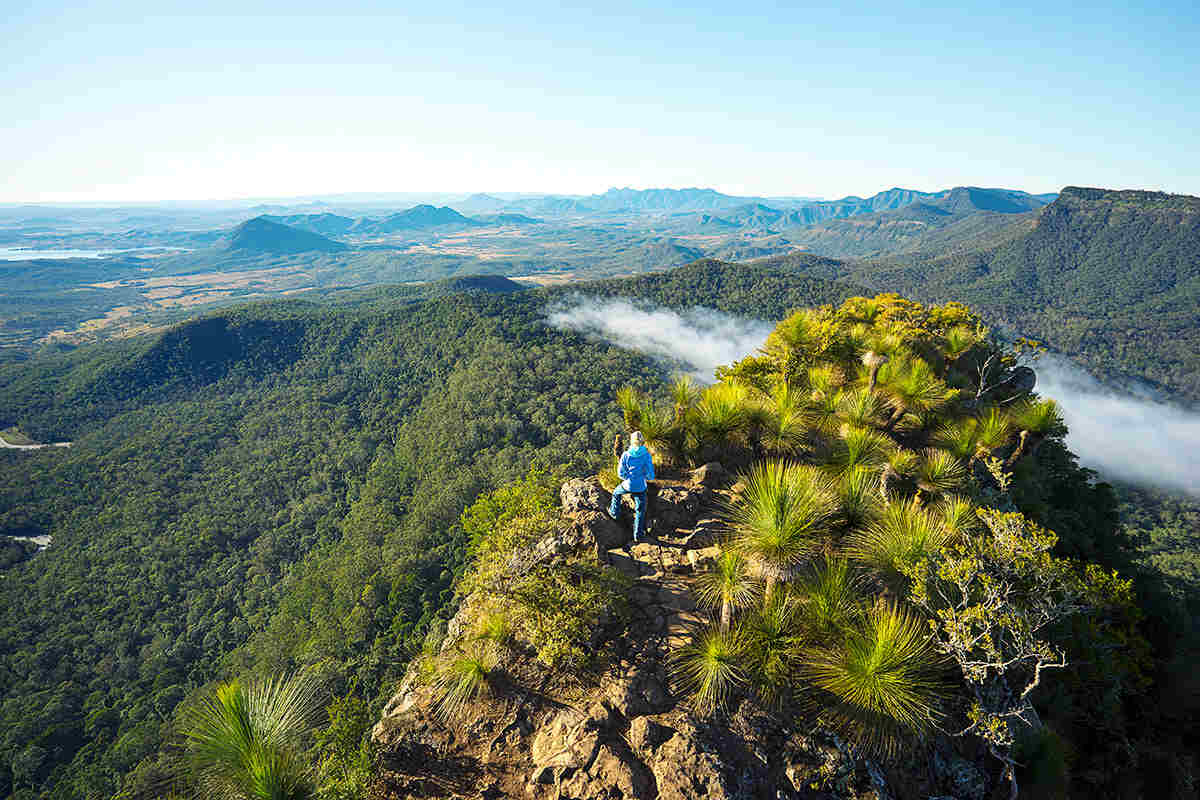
left=372, top=463, right=993, bottom=800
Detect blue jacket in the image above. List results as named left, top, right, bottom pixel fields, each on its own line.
left=618, top=445, right=655, bottom=492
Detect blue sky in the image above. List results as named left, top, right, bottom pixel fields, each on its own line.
left=3, top=0, right=1198, bottom=202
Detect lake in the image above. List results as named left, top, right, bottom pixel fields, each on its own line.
left=0, top=246, right=190, bottom=261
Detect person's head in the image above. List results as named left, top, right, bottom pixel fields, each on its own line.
left=629, top=431, right=644, bottom=449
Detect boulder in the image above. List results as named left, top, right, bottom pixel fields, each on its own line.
left=559, top=742, right=656, bottom=800
left=933, top=750, right=987, bottom=800
left=629, top=716, right=676, bottom=752
left=567, top=509, right=627, bottom=551
left=605, top=663, right=672, bottom=718
left=651, top=484, right=706, bottom=533
left=690, top=462, right=726, bottom=487
left=530, top=707, right=602, bottom=770
left=648, top=718, right=732, bottom=800
left=561, top=477, right=610, bottom=515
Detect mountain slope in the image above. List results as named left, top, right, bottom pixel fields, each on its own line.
left=227, top=216, right=348, bottom=254
left=259, top=212, right=357, bottom=236
left=353, top=205, right=481, bottom=233
left=759, top=186, right=1200, bottom=402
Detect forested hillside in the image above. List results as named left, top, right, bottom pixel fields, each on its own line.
left=768, top=187, right=1200, bottom=404
left=0, top=262, right=859, bottom=798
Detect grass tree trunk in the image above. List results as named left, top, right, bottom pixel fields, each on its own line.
left=862, top=351, right=888, bottom=394
left=721, top=598, right=732, bottom=632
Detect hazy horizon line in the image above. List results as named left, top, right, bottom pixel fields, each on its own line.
left=0, top=181, right=1101, bottom=210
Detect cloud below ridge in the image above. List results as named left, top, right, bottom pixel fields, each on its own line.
left=546, top=296, right=773, bottom=382
left=1032, top=355, right=1200, bottom=496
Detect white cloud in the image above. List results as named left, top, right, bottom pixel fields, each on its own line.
left=546, top=296, right=773, bottom=383
left=1033, top=355, right=1200, bottom=496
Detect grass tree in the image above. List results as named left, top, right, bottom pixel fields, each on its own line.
left=755, top=379, right=811, bottom=457
left=695, top=548, right=761, bottom=631
left=793, top=558, right=866, bottom=642
left=744, top=593, right=804, bottom=709
left=847, top=498, right=953, bottom=590
left=835, top=466, right=883, bottom=532
left=179, top=673, right=322, bottom=800
left=879, top=358, right=957, bottom=432
left=691, top=382, right=753, bottom=456
left=615, top=385, right=642, bottom=432
left=825, top=426, right=892, bottom=476
left=802, top=602, right=945, bottom=757
left=726, top=462, right=838, bottom=603
left=934, top=407, right=1013, bottom=461
left=914, top=448, right=967, bottom=501
left=432, top=644, right=499, bottom=722
left=836, top=386, right=888, bottom=430
left=860, top=350, right=890, bottom=393
left=670, top=374, right=701, bottom=425
left=1005, top=398, right=1065, bottom=467
left=671, top=625, right=748, bottom=714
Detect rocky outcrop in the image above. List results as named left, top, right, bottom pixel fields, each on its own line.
left=372, top=464, right=995, bottom=800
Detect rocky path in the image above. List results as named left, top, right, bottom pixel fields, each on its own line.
left=370, top=469, right=939, bottom=800
left=603, top=510, right=725, bottom=651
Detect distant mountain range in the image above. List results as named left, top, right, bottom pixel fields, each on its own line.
left=452, top=185, right=1054, bottom=220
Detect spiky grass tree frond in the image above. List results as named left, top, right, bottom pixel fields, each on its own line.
left=826, top=426, right=892, bottom=475
left=933, top=417, right=981, bottom=460
left=794, top=558, right=866, bottom=643
left=836, top=466, right=883, bottom=530
left=615, top=385, right=642, bottom=432
left=915, top=448, right=967, bottom=496
left=671, top=624, right=748, bottom=715
left=1010, top=398, right=1066, bottom=436
left=691, top=382, right=752, bottom=453
left=808, top=387, right=843, bottom=437
left=885, top=448, right=920, bottom=478
left=744, top=594, right=804, bottom=709
left=670, top=374, right=701, bottom=424
left=636, top=398, right=680, bottom=464
left=803, top=602, right=944, bottom=758
left=806, top=364, right=846, bottom=402
left=727, top=462, right=838, bottom=599
left=847, top=499, right=952, bottom=586
left=837, top=387, right=888, bottom=430
left=757, top=381, right=812, bottom=457
left=977, top=406, right=1014, bottom=452
left=943, top=325, right=981, bottom=364
left=880, top=358, right=957, bottom=430
left=473, top=608, right=513, bottom=647
left=934, top=495, right=981, bottom=540
left=181, top=674, right=322, bottom=800
left=433, top=645, right=498, bottom=722
left=694, top=548, right=761, bottom=631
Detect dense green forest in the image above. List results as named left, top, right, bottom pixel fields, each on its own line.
left=0, top=262, right=863, bottom=797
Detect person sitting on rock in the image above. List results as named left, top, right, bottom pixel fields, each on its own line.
left=609, top=431, right=655, bottom=542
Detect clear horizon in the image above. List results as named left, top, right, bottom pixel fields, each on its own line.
left=4, top=0, right=1198, bottom=204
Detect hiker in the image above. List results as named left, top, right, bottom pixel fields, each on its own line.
left=609, top=431, right=655, bottom=542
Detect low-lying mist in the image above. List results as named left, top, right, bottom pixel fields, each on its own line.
left=547, top=297, right=1199, bottom=496
left=1032, top=355, right=1200, bottom=496
left=547, top=296, right=774, bottom=382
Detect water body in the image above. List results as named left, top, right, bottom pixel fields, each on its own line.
left=0, top=246, right=190, bottom=260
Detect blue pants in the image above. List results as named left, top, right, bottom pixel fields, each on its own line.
left=609, top=485, right=647, bottom=541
